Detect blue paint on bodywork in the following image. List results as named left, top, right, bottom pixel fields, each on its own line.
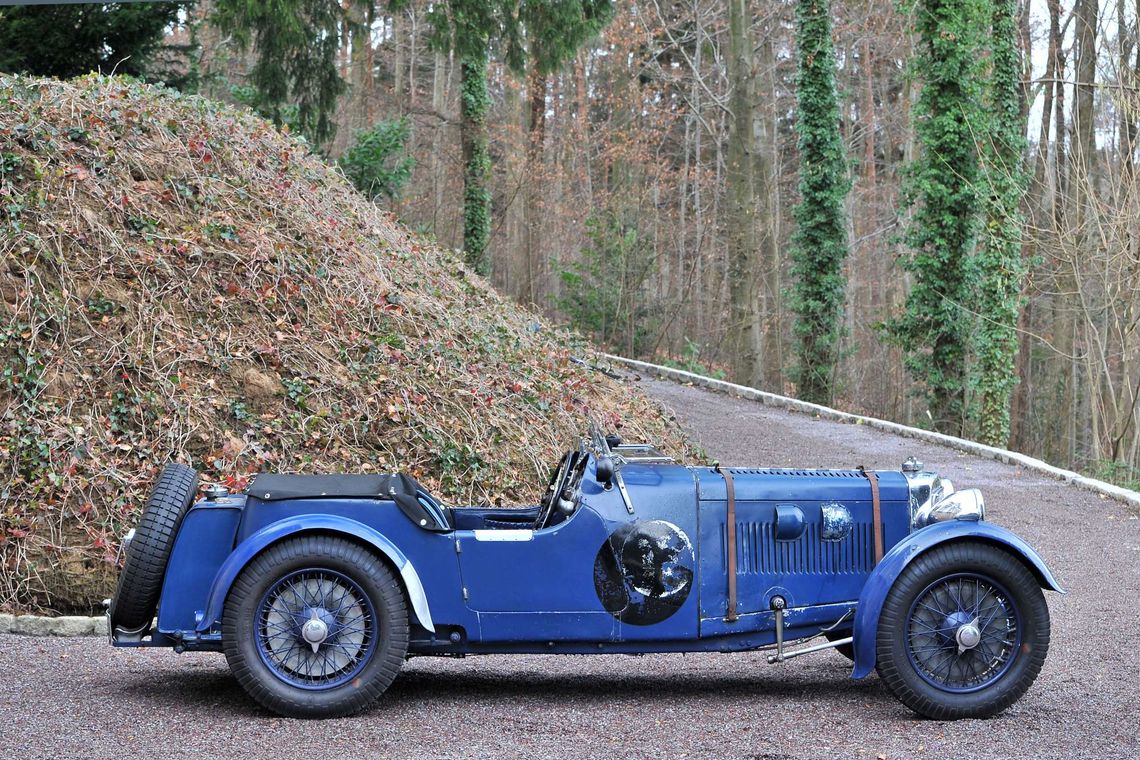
left=196, top=512, right=440, bottom=633
left=156, top=501, right=243, bottom=633
left=849, top=520, right=1064, bottom=679
left=578, top=460, right=702, bottom=641
left=456, top=458, right=704, bottom=643
left=695, top=468, right=911, bottom=637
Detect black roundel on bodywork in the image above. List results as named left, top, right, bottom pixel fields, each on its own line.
left=593, top=520, right=695, bottom=626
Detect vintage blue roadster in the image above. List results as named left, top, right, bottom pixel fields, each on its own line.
left=108, top=431, right=1062, bottom=719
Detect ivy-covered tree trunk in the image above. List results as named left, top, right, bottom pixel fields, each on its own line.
left=524, top=67, right=548, bottom=303
left=888, top=0, right=986, bottom=434
left=460, top=49, right=492, bottom=275
left=790, top=0, right=850, bottom=405
left=973, top=0, right=1028, bottom=446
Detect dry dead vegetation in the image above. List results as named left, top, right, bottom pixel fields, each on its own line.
left=0, top=74, right=692, bottom=613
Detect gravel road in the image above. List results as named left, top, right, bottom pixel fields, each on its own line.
left=3, top=378, right=1138, bottom=759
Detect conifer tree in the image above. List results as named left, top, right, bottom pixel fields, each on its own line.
left=0, top=3, right=187, bottom=82
left=789, top=0, right=850, bottom=405
left=214, top=0, right=361, bottom=146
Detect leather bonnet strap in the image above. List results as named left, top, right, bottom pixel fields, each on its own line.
left=716, top=464, right=738, bottom=622
left=859, top=467, right=883, bottom=564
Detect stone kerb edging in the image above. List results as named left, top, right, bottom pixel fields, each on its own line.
left=1, top=613, right=108, bottom=637
left=606, top=353, right=1140, bottom=510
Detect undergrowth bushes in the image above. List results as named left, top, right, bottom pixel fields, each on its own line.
left=0, top=74, right=691, bottom=612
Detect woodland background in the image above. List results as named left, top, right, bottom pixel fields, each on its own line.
left=3, top=0, right=1140, bottom=485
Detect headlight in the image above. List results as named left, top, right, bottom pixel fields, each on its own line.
left=914, top=488, right=985, bottom=528
left=931, top=477, right=954, bottom=505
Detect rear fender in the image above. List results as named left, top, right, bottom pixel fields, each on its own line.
left=850, top=521, right=1063, bottom=679
left=195, top=515, right=435, bottom=633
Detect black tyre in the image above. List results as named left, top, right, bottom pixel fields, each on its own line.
left=875, top=541, right=1050, bottom=720
left=110, top=463, right=199, bottom=631
left=222, top=535, right=408, bottom=718
left=825, top=630, right=854, bottom=662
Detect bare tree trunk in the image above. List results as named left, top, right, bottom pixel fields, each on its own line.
left=1068, top=0, right=1097, bottom=466
left=348, top=1, right=371, bottom=134
left=861, top=36, right=877, bottom=193
left=1016, top=0, right=1058, bottom=451
left=757, top=30, right=781, bottom=391
left=524, top=67, right=548, bottom=307
left=393, top=9, right=405, bottom=108
left=724, top=0, right=762, bottom=387
left=500, top=72, right=524, bottom=297
left=900, top=27, right=917, bottom=425
left=195, top=0, right=224, bottom=100
left=430, top=46, right=448, bottom=234
left=408, top=6, right=418, bottom=111
left=1073, top=0, right=1097, bottom=176
left=1018, top=0, right=1032, bottom=119
left=339, top=1, right=349, bottom=78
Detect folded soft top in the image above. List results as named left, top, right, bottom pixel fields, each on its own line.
left=245, top=473, right=449, bottom=531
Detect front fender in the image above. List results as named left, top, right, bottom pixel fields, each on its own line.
left=851, top=521, right=1063, bottom=679
left=195, top=515, right=435, bottom=633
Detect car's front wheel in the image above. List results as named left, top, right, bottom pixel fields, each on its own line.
left=875, top=541, right=1050, bottom=720
left=825, top=630, right=854, bottom=662
left=222, top=535, right=408, bottom=718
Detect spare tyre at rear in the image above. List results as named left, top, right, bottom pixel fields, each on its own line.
left=109, top=463, right=199, bottom=631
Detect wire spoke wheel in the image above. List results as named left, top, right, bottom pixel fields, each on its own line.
left=256, top=569, right=377, bottom=690
left=904, top=573, right=1019, bottom=693
left=223, top=535, right=408, bottom=718
left=875, top=542, right=1051, bottom=720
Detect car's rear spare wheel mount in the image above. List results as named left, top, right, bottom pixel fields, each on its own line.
left=109, top=463, right=199, bottom=632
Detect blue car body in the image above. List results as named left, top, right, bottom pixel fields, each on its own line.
left=112, top=438, right=1061, bottom=690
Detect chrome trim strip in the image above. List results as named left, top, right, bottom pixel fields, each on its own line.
left=472, top=529, right=534, bottom=542
left=400, top=561, right=435, bottom=633
left=614, top=470, right=635, bottom=515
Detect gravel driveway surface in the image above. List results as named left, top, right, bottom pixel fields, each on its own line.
left=3, top=378, right=1137, bottom=759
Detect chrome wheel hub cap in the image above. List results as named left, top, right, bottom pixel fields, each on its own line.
left=955, top=620, right=982, bottom=653
left=301, top=612, right=329, bottom=653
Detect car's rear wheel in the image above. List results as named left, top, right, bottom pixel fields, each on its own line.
left=222, top=535, right=408, bottom=718
left=110, top=463, right=198, bottom=632
left=875, top=541, right=1050, bottom=720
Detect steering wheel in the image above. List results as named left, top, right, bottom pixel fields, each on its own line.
left=535, top=451, right=575, bottom=530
